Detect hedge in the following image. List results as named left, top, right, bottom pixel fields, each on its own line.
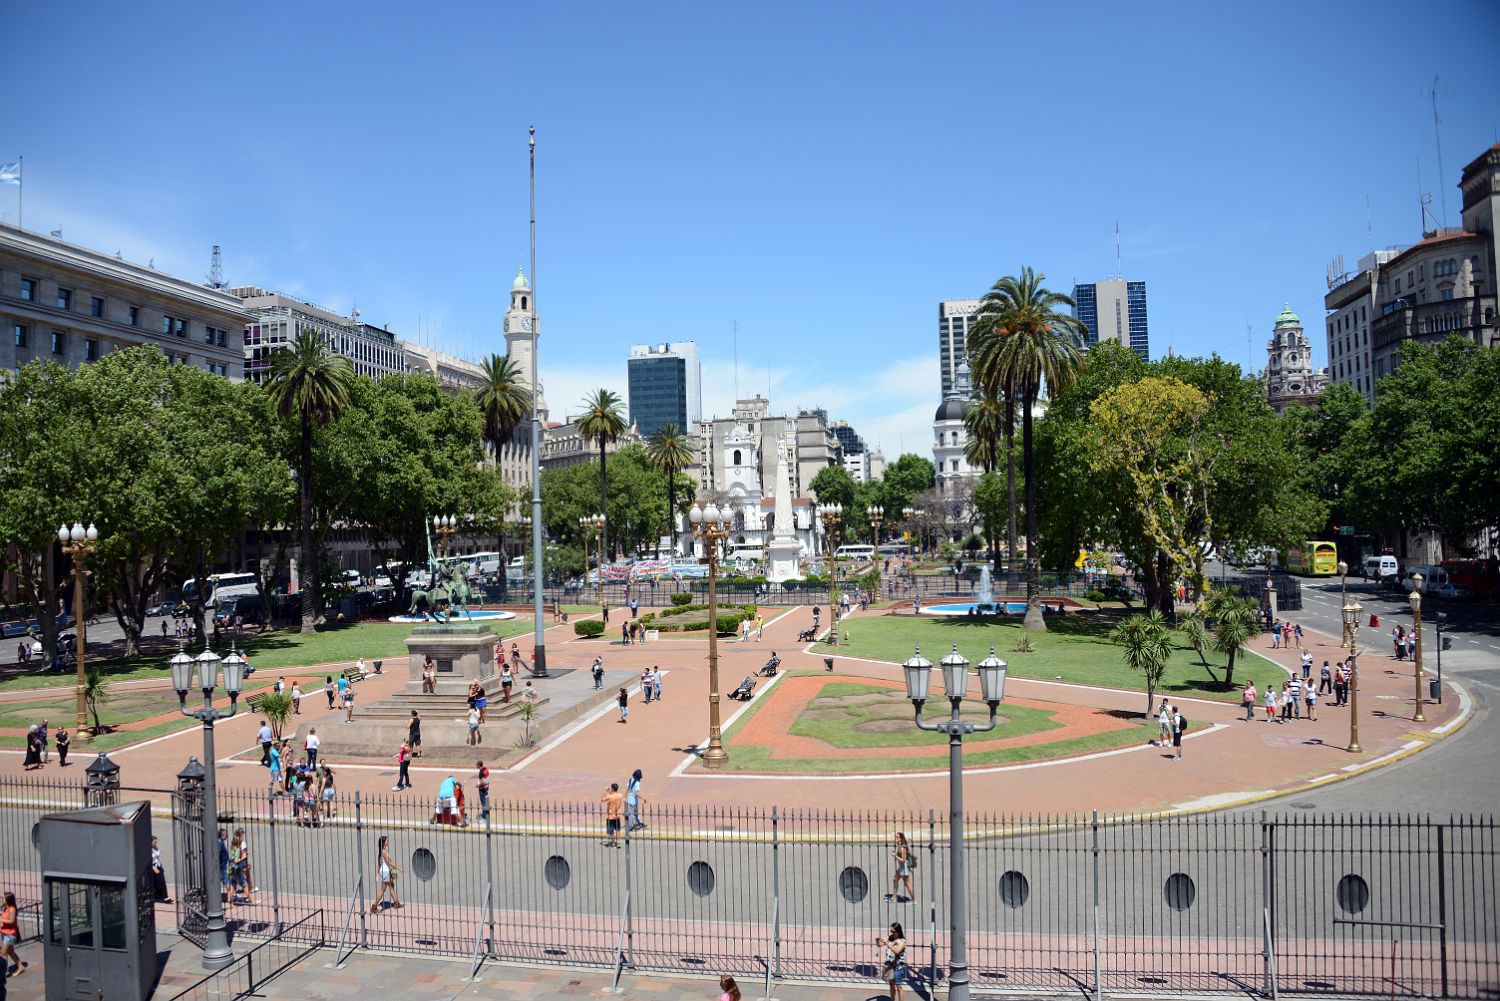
left=669, top=592, right=694, bottom=606
left=573, top=619, right=606, bottom=638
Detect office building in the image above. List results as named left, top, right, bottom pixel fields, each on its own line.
left=1324, top=249, right=1398, bottom=404
left=234, top=287, right=405, bottom=384
left=1, top=224, right=248, bottom=379
left=696, top=396, right=840, bottom=499
left=1264, top=305, right=1328, bottom=414
left=627, top=341, right=701, bottom=437
left=937, top=298, right=980, bottom=397
left=1072, top=278, right=1149, bottom=359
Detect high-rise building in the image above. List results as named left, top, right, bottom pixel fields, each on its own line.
left=1324, top=249, right=1398, bottom=404
left=1264, top=305, right=1328, bottom=414
left=1072, top=278, right=1149, bottom=359
left=627, top=341, right=701, bottom=437
left=233, top=287, right=405, bottom=384
left=937, top=299, right=980, bottom=397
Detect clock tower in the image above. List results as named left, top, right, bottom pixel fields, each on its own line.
left=504, top=267, right=538, bottom=392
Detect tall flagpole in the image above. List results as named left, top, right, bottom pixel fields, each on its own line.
left=17, top=157, right=21, bottom=231
left=528, top=126, right=548, bottom=676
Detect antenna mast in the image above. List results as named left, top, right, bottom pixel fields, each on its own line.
left=1431, top=75, right=1448, bottom=227
left=733, top=320, right=740, bottom=400
left=207, top=245, right=225, bottom=288
left=1115, top=223, right=1122, bottom=278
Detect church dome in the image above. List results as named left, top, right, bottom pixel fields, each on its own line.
left=512, top=268, right=530, bottom=292
left=1274, top=303, right=1301, bottom=329
left=934, top=397, right=967, bottom=422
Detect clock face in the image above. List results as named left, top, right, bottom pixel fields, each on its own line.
left=521, top=316, right=533, bottom=333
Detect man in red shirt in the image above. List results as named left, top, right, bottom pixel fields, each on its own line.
left=475, top=760, right=491, bottom=822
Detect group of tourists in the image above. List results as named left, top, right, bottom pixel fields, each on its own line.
left=1392, top=624, right=1418, bottom=661
left=1268, top=620, right=1305, bottom=650
left=599, top=768, right=647, bottom=845
left=21, top=720, right=68, bottom=769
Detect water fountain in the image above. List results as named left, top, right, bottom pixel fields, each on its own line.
left=918, top=563, right=1027, bottom=616
left=976, top=566, right=994, bottom=607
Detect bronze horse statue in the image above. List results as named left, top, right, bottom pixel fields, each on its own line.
left=407, top=564, right=473, bottom=622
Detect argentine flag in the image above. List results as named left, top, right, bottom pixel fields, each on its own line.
left=0, top=161, right=19, bottom=185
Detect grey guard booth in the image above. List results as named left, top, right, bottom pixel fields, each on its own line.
left=38, top=801, right=156, bottom=1001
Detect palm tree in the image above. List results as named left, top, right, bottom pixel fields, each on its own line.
left=968, top=268, right=1086, bottom=631
left=969, top=312, right=1021, bottom=576
left=646, top=423, right=694, bottom=557
left=1110, top=610, right=1174, bottom=717
left=576, top=389, right=627, bottom=558
left=1207, top=589, right=1258, bottom=687
left=964, top=388, right=1006, bottom=573
left=264, top=326, right=355, bottom=632
left=476, top=354, right=532, bottom=589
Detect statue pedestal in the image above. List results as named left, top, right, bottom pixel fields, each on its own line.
left=767, top=537, right=801, bottom=583
left=403, top=622, right=498, bottom=696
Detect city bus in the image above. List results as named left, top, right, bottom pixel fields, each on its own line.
left=1284, top=541, right=1339, bottom=576
left=1442, top=557, right=1499, bottom=598
left=181, top=572, right=259, bottom=607
left=833, top=544, right=876, bottom=561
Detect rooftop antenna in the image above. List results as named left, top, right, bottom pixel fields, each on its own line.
left=733, top=320, right=739, bottom=400
left=207, top=245, right=225, bottom=288
left=1114, top=223, right=1122, bottom=278
left=1430, top=75, right=1448, bottom=227
left=1366, top=194, right=1373, bottom=250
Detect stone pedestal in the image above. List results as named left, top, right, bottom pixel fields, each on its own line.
left=404, top=622, right=498, bottom=697
left=767, top=538, right=801, bottom=583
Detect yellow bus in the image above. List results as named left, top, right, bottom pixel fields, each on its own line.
left=1285, top=541, right=1339, bottom=576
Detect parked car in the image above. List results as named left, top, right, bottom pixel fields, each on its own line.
left=1435, top=582, right=1472, bottom=600
left=147, top=601, right=178, bottom=616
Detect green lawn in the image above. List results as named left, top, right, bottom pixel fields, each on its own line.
left=816, top=615, right=1287, bottom=703
left=0, top=617, right=535, bottom=694
left=789, top=680, right=1062, bottom=749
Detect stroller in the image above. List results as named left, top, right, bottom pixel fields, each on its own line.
left=756, top=654, right=781, bottom=677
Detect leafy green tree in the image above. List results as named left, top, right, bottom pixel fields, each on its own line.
left=967, top=267, right=1087, bottom=630
left=1109, top=609, right=1173, bottom=716
left=809, top=465, right=857, bottom=510
left=576, top=389, right=627, bottom=556
left=263, top=327, right=355, bottom=631
left=540, top=445, right=684, bottom=558
left=646, top=423, right=695, bottom=556
left=878, top=453, right=935, bottom=521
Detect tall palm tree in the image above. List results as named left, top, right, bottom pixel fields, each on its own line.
left=264, top=326, right=355, bottom=632
left=963, top=388, right=1006, bottom=573
left=475, top=354, right=531, bottom=595
left=968, top=268, right=1086, bottom=631
left=969, top=309, right=1022, bottom=575
left=646, top=423, right=694, bottom=557
left=576, top=389, right=627, bottom=557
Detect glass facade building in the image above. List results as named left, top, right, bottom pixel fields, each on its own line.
left=628, top=342, right=700, bottom=437
left=1071, top=279, right=1149, bottom=360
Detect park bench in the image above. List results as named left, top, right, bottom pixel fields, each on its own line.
left=244, top=690, right=270, bottom=712
left=342, top=665, right=366, bottom=685
left=728, top=676, right=756, bottom=701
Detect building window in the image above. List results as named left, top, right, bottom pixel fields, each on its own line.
left=20, top=277, right=36, bottom=301
left=204, top=326, right=215, bottom=344
left=51, top=330, right=65, bottom=354
left=128, top=306, right=139, bottom=326
left=13, top=323, right=27, bottom=347
left=84, top=338, right=99, bottom=361
left=57, top=288, right=72, bottom=310
left=176, top=318, right=186, bottom=337
left=162, top=315, right=173, bottom=335
left=90, top=296, right=104, bottom=317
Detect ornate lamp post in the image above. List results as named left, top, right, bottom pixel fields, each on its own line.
left=1408, top=573, right=1426, bottom=723
left=432, top=514, right=459, bottom=558
left=172, top=645, right=246, bottom=970
left=817, top=502, right=843, bottom=646
left=58, top=522, right=98, bottom=734
left=868, top=504, right=885, bottom=547
left=1337, top=560, right=1351, bottom=649
left=902, top=506, right=920, bottom=554
left=580, top=514, right=606, bottom=605
left=1341, top=597, right=1363, bottom=753
left=689, top=503, right=733, bottom=768
left=902, top=643, right=1007, bottom=1001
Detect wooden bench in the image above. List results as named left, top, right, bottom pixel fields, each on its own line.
left=245, top=691, right=270, bottom=712
left=342, top=665, right=366, bottom=684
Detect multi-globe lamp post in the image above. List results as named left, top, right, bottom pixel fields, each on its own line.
left=171, top=644, right=247, bottom=970
left=58, top=522, right=98, bottom=734
left=1338, top=560, right=1351, bottom=649
left=432, top=514, right=459, bottom=558
left=902, top=642, right=1007, bottom=1001
left=688, top=503, right=733, bottom=768
left=1408, top=572, right=1426, bottom=723
left=580, top=514, right=606, bottom=605
left=816, top=502, right=843, bottom=646
left=1340, top=589, right=1363, bottom=754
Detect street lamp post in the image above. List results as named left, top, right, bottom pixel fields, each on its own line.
left=689, top=503, right=732, bottom=769
left=902, top=643, right=1006, bottom=1001
left=580, top=514, right=606, bottom=605
left=58, top=522, right=99, bottom=734
left=817, top=503, right=843, bottom=646
left=172, top=645, right=246, bottom=970
left=869, top=504, right=884, bottom=547
left=1408, top=573, right=1426, bottom=723
left=1435, top=611, right=1446, bottom=704
left=1337, top=560, right=1350, bottom=649
left=432, top=514, right=459, bottom=558
left=1341, top=597, right=1363, bottom=753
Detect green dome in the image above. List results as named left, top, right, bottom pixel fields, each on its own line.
left=512, top=268, right=530, bottom=292
left=1274, top=302, right=1300, bottom=329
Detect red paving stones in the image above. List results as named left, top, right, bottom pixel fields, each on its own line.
left=0, top=605, right=1466, bottom=822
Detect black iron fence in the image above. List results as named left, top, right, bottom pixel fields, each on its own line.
left=1, top=776, right=1495, bottom=998
left=166, top=908, right=325, bottom=1001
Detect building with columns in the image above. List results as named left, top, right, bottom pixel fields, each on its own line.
left=1264, top=304, right=1328, bottom=414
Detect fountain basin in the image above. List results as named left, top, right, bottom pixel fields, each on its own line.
left=387, top=609, right=517, bottom=624
left=919, top=602, right=1029, bottom=616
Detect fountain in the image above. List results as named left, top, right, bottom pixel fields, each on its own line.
left=976, top=566, right=994, bottom=606
left=918, top=563, right=1028, bottom=616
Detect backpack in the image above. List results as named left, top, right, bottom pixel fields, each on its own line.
left=1176, top=714, right=1188, bottom=732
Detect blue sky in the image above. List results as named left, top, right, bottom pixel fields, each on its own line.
left=7, top=1, right=1498, bottom=455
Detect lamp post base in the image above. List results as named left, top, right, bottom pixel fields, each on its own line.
left=701, top=745, right=728, bottom=769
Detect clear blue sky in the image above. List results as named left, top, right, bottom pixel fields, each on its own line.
left=7, top=1, right=1498, bottom=454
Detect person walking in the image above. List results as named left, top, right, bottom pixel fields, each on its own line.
left=291, top=681, right=302, bottom=715
left=324, top=675, right=336, bottom=709
left=408, top=710, right=423, bottom=758
left=1170, top=705, right=1186, bottom=761
left=630, top=597, right=639, bottom=618
left=1305, top=682, right=1318, bottom=722
left=625, top=769, right=646, bottom=832
left=304, top=728, right=320, bottom=770
left=54, top=725, right=70, bottom=767
left=22, top=727, right=41, bottom=771
left=1242, top=682, right=1257, bottom=721
left=1335, top=662, right=1350, bottom=706
left=1270, top=621, right=1281, bottom=649
left=228, top=830, right=255, bottom=906
left=1300, top=649, right=1313, bottom=681
left=1154, top=698, right=1171, bottom=745
left=718, top=974, right=743, bottom=1001
left=641, top=667, right=654, bottom=704
left=36, top=720, right=48, bottom=764
left=370, top=836, right=403, bottom=912
left=617, top=687, right=629, bottom=724
left=343, top=683, right=356, bottom=723
left=393, top=739, right=413, bottom=791
left=274, top=676, right=286, bottom=696
left=217, top=829, right=230, bottom=905
left=886, top=832, right=916, bottom=903
left=1406, top=630, right=1417, bottom=661
left=621, top=621, right=631, bottom=645
left=1393, top=625, right=1405, bottom=660
left=319, top=765, right=337, bottom=819
left=1, top=892, right=26, bottom=977
left=1288, top=677, right=1303, bottom=719
left=336, top=672, right=350, bottom=708
left=467, top=705, right=482, bottom=745
left=149, top=836, right=171, bottom=903
left=501, top=663, right=513, bottom=703
left=1294, top=623, right=1304, bottom=649
left=877, top=922, right=908, bottom=1001
left=1265, top=685, right=1278, bottom=722
left=651, top=666, right=663, bottom=702
left=601, top=783, right=625, bottom=847
left=755, top=613, right=764, bottom=641
left=591, top=656, right=604, bottom=690
left=475, top=761, right=490, bottom=822
left=268, top=742, right=283, bottom=793
left=475, top=682, right=489, bottom=723
left=257, top=718, right=273, bottom=766
left=1319, top=661, right=1333, bottom=695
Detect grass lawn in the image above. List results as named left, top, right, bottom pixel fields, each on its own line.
left=719, top=675, right=1153, bottom=774
left=0, top=617, right=535, bottom=695
left=816, top=615, right=1287, bottom=703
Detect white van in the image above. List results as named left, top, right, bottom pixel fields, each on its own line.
left=1362, top=555, right=1399, bottom=581
left=1401, top=566, right=1449, bottom=594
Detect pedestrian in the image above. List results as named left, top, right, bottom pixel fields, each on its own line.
left=408, top=711, right=422, bottom=758
left=36, top=720, right=48, bottom=764
left=591, top=656, right=604, bottom=690
left=320, top=765, right=337, bottom=818
left=1171, top=705, right=1186, bottom=760
left=257, top=718, right=273, bottom=766
left=1265, top=685, right=1278, bottom=722
left=54, top=725, right=69, bottom=767
left=22, top=727, right=40, bottom=771
left=651, top=666, right=663, bottom=701
left=1406, top=631, right=1417, bottom=661
left=718, top=974, right=743, bottom=1001
left=601, top=782, right=624, bottom=847
left=1279, top=683, right=1293, bottom=722
left=626, top=768, right=646, bottom=832
left=160, top=619, right=167, bottom=639
left=1155, top=698, right=1171, bottom=746
left=1305, top=683, right=1317, bottom=721
left=1288, top=677, right=1302, bottom=719
left=0, top=892, right=26, bottom=977
left=475, top=761, right=490, bottom=821
left=755, top=613, right=764, bottom=640
left=1282, top=621, right=1292, bottom=649
left=228, top=830, right=255, bottom=906
left=274, top=675, right=286, bottom=695
left=467, top=704, right=482, bottom=745
left=621, top=621, right=631, bottom=645
left=1300, top=650, right=1313, bottom=681
left=1270, top=621, right=1281, bottom=649
left=1294, top=623, right=1304, bottom=649
left=422, top=656, right=437, bottom=694
left=268, top=741, right=283, bottom=792
left=291, top=681, right=302, bottom=715
left=475, top=682, right=489, bottom=723
left=393, top=739, right=412, bottom=791
left=336, top=672, right=350, bottom=707
left=602, top=603, right=609, bottom=625
left=215, top=829, right=229, bottom=904
left=305, top=727, right=320, bottom=769
left=1319, top=661, right=1333, bottom=695
left=641, top=667, right=654, bottom=704
left=370, top=835, right=403, bottom=912
left=16, top=641, right=25, bottom=664
left=1336, top=662, right=1350, bottom=706
left=150, top=835, right=171, bottom=903
left=630, top=597, right=638, bottom=618
left=324, top=675, right=335, bottom=709
left=343, top=683, right=356, bottom=722
left=500, top=662, right=514, bottom=703
left=522, top=681, right=537, bottom=706
left=1242, top=682, right=1257, bottom=721
left=886, top=832, right=915, bottom=903
left=617, top=687, right=629, bottom=724
left=877, top=922, right=908, bottom=1001
left=1393, top=625, right=1405, bottom=660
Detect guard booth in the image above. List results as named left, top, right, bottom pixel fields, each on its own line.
left=38, top=801, right=157, bottom=1001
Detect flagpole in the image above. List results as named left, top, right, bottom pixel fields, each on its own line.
left=528, top=126, right=548, bottom=677
left=16, top=157, right=21, bottom=231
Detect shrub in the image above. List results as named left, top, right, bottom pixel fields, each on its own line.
left=573, top=619, right=606, bottom=638
left=670, top=592, right=694, bottom=606
left=717, top=613, right=749, bottom=634
left=1086, top=589, right=1108, bottom=603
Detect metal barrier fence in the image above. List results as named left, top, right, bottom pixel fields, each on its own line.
left=1, top=776, right=1495, bottom=998
left=167, top=908, right=325, bottom=1001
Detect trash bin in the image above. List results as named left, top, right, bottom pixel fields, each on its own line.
left=373, top=660, right=383, bottom=674
left=1430, top=678, right=1440, bottom=701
